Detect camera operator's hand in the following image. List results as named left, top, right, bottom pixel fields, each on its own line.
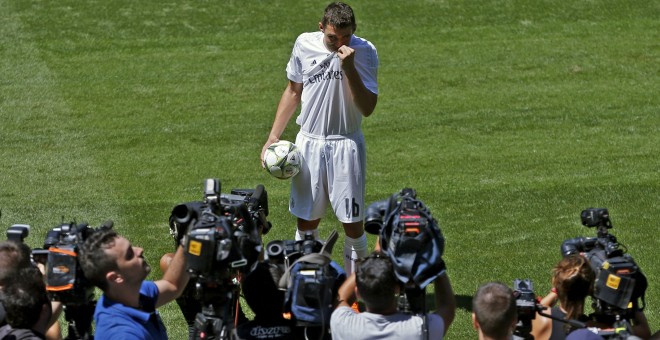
left=154, top=245, right=189, bottom=308
left=539, top=288, right=558, bottom=308
left=336, top=273, right=357, bottom=308
left=433, top=272, right=456, bottom=336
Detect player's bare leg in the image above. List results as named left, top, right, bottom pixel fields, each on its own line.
left=296, top=218, right=320, bottom=240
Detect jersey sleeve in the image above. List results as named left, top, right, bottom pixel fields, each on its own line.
left=354, top=42, right=378, bottom=95
left=286, top=35, right=304, bottom=83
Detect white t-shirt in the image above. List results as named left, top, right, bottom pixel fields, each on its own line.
left=330, top=306, right=445, bottom=340
left=286, top=31, right=378, bottom=137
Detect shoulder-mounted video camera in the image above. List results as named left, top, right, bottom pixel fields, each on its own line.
left=42, top=220, right=113, bottom=305
left=268, top=230, right=345, bottom=330
left=169, top=179, right=271, bottom=338
left=561, top=208, right=647, bottom=325
left=6, top=220, right=112, bottom=305
left=170, top=178, right=270, bottom=282
left=365, top=188, right=446, bottom=314
left=5, top=219, right=112, bottom=340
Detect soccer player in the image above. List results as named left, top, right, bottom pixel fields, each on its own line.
left=261, top=1, right=378, bottom=274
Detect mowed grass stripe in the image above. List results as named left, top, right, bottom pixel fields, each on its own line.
left=0, top=0, right=121, bottom=247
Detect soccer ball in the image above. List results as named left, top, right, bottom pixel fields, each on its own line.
left=263, top=140, right=302, bottom=180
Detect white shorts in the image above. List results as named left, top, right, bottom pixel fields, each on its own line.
left=290, top=130, right=366, bottom=223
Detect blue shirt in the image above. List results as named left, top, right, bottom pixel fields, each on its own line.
left=94, top=281, right=168, bottom=340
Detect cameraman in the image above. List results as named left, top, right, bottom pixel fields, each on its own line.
left=472, top=282, right=517, bottom=340
left=532, top=255, right=651, bottom=339
left=330, top=251, right=455, bottom=339
left=79, top=228, right=189, bottom=339
left=0, top=267, right=52, bottom=339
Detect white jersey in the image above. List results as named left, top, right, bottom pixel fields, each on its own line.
left=286, top=31, right=378, bottom=137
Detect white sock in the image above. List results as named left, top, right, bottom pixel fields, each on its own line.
left=295, top=228, right=319, bottom=241
left=343, top=233, right=368, bottom=274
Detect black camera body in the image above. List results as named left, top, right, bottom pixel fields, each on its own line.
left=171, top=179, right=270, bottom=339
left=267, top=231, right=344, bottom=332
left=561, top=208, right=647, bottom=324
left=265, top=232, right=323, bottom=265
left=6, top=224, right=31, bottom=243
left=171, top=179, right=269, bottom=283
left=512, top=279, right=541, bottom=340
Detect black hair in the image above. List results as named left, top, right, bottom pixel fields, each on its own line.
left=321, top=2, right=356, bottom=31
left=78, top=228, right=119, bottom=291
left=0, top=240, right=32, bottom=286
left=355, top=252, right=398, bottom=312
left=1, top=267, right=51, bottom=330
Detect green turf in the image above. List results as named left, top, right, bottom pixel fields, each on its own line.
left=1, top=0, right=658, bottom=338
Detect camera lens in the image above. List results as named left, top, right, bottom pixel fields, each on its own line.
left=266, top=241, right=283, bottom=260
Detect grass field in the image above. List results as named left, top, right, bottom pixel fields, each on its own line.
left=1, top=0, right=658, bottom=338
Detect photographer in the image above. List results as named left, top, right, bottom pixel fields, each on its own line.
left=0, top=267, right=52, bottom=339
left=330, top=251, right=455, bottom=339
left=79, top=228, right=189, bottom=339
left=472, top=282, right=517, bottom=340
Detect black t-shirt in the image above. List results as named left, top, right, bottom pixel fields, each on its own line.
left=550, top=307, right=590, bottom=340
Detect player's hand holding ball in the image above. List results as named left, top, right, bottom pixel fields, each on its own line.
left=262, top=140, right=302, bottom=180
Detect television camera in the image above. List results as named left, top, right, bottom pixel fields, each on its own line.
left=169, top=178, right=270, bottom=339
left=561, top=208, right=647, bottom=326
left=5, top=220, right=113, bottom=340
left=364, top=188, right=446, bottom=315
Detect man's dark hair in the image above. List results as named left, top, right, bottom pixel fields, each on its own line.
left=0, top=241, right=32, bottom=287
left=321, top=2, right=356, bottom=31
left=355, top=252, right=398, bottom=312
left=473, top=282, right=517, bottom=339
left=79, top=228, right=119, bottom=291
left=1, top=267, right=51, bottom=330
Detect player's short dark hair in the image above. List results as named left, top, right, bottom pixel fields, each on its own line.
left=473, top=282, right=517, bottom=339
left=0, top=240, right=33, bottom=286
left=79, top=228, right=119, bottom=291
left=322, top=2, right=356, bottom=31
left=356, top=252, right=398, bottom=312
left=1, top=267, right=51, bottom=329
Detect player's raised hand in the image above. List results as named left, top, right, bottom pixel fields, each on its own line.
left=337, top=45, right=355, bottom=69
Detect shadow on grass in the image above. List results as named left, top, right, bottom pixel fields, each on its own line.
left=425, top=292, right=473, bottom=313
